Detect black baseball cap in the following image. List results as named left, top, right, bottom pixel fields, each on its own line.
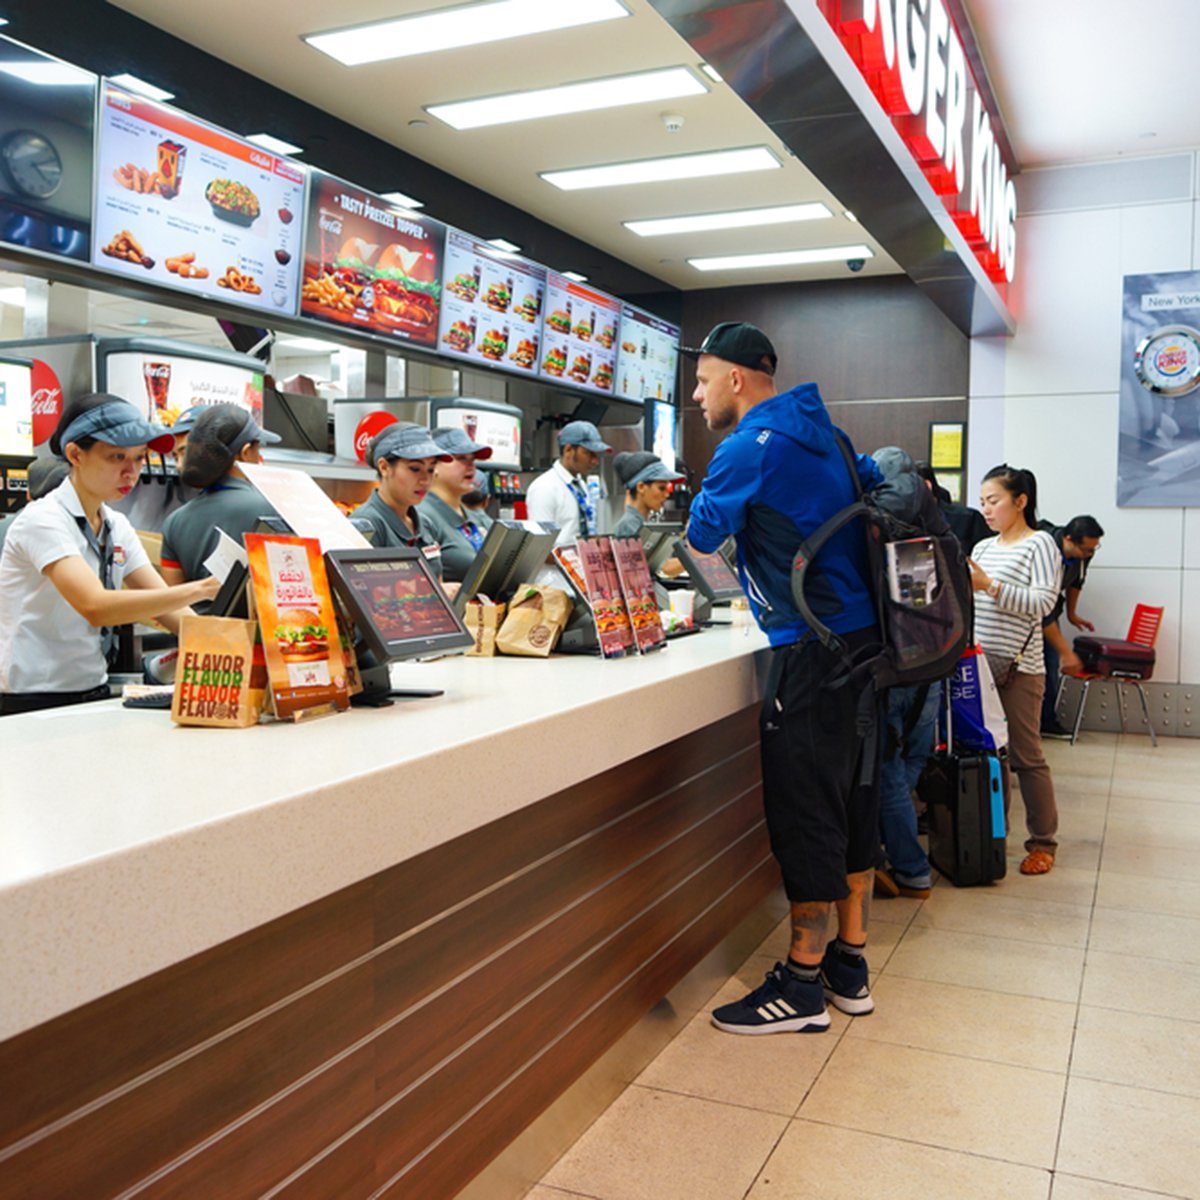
left=681, top=322, right=777, bottom=375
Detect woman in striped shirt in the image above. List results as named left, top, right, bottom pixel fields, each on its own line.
left=968, top=465, right=1064, bottom=876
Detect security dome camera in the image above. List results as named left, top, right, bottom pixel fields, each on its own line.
left=847, top=258, right=866, bottom=272
left=661, top=112, right=685, bottom=134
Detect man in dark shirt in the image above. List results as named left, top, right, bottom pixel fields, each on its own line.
left=1038, top=515, right=1104, bottom=737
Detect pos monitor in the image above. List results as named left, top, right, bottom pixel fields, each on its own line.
left=326, top=547, right=472, bottom=706
left=453, top=520, right=559, bottom=615
left=672, top=538, right=745, bottom=604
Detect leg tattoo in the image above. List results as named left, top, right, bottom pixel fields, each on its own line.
left=835, top=869, right=874, bottom=946
left=789, top=901, right=832, bottom=965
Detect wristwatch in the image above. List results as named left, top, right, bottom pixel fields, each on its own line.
left=987, top=579, right=1001, bottom=599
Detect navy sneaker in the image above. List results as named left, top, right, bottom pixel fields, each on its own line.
left=820, top=940, right=875, bottom=1016
left=710, top=962, right=830, bottom=1035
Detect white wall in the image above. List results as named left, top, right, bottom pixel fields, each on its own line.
left=968, top=152, right=1200, bottom=684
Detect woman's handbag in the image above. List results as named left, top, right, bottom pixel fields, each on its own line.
left=991, top=624, right=1037, bottom=690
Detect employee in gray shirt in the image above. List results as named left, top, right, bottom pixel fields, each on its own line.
left=612, top=450, right=684, bottom=538
left=418, top=427, right=495, bottom=582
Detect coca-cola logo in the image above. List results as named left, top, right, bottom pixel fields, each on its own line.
left=144, top=365, right=171, bottom=379
left=353, top=411, right=398, bottom=464
left=31, top=359, right=63, bottom=447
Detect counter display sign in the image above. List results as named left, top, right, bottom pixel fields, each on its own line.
left=92, top=84, right=306, bottom=313
left=102, top=348, right=263, bottom=428
left=539, top=273, right=620, bottom=394
left=439, top=229, right=544, bottom=373
left=615, top=305, right=680, bottom=404
left=301, top=172, right=444, bottom=348
left=0, top=356, right=34, bottom=457
left=245, top=533, right=351, bottom=720
left=611, top=537, right=665, bottom=654
left=575, top=536, right=634, bottom=658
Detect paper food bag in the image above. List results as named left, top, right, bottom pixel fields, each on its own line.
left=465, top=597, right=506, bottom=657
left=171, top=615, right=265, bottom=728
left=496, top=584, right=572, bottom=657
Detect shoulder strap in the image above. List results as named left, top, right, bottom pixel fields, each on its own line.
left=900, top=681, right=932, bottom=748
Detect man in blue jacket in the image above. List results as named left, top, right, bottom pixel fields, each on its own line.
left=684, top=322, right=884, bottom=1035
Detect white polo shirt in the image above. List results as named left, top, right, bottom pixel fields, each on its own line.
left=0, top=478, right=149, bottom=694
left=525, top=460, right=592, bottom=546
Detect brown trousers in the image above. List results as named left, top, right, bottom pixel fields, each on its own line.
left=997, top=672, right=1059, bottom=855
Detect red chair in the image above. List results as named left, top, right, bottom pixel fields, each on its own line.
left=1060, top=604, right=1163, bottom=746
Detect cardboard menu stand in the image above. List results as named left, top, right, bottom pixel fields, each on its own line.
left=611, top=537, right=666, bottom=654
left=575, top=537, right=635, bottom=659
left=244, top=533, right=351, bottom=720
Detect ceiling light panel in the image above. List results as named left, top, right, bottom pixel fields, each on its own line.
left=542, top=146, right=780, bottom=192
left=486, top=238, right=521, bottom=253
left=380, top=191, right=423, bottom=209
left=625, top=202, right=832, bottom=238
left=108, top=72, right=174, bottom=102
left=305, top=0, right=630, bottom=67
left=0, top=61, right=92, bottom=86
left=561, top=271, right=588, bottom=282
left=428, top=67, right=705, bottom=130
left=244, top=133, right=303, bottom=155
left=689, top=245, right=874, bottom=271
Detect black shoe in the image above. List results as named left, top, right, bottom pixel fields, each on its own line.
left=1041, top=721, right=1073, bottom=740
left=819, top=940, right=875, bottom=1016
left=710, top=962, right=831, bottom=1035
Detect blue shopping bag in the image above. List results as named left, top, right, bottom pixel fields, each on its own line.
left=949, top=645, right=1009, bottom=753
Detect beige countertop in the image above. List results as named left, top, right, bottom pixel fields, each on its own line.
left=0, top=626, right=771, bottom=1040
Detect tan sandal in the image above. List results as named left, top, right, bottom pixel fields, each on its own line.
left=1020, top=850, right=1055, bottom=875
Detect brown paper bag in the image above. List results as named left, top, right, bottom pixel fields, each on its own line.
left=496, top=584, right=573, bottom=658
left=465, top=597, right=506, bottom=657
left=171, top=615, right=265, bottom=728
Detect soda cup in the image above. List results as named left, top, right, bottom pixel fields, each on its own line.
left=143, top=361, right=172, bottom=413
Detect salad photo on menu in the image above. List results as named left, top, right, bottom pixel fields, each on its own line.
left=539, top=272, right=621, bottom=394
left=92, top=84, right=305, bottom=313
left=301, top=172, right=445, bottom=347
left=438, top=229, right=545, bottom=375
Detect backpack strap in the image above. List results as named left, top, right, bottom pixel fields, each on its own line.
left=791, top=499, right=873, bottom=655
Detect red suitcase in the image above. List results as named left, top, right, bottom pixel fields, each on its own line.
left=1074, top=636, right=1156, bottom=680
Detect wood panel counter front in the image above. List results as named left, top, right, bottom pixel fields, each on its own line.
left=0, top=627, right=775, bottom=1200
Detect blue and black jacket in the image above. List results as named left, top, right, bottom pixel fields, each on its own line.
left=687, top=382, right=881, bottom=648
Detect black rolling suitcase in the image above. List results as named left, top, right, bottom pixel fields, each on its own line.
left=921, top=682, right=1007, bottom=886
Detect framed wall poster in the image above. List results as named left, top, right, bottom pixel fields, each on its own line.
left=936, top=470, right=964, bottom=504
left=928, top=421, right=965, bottom=470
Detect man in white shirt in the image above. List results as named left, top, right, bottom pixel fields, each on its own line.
left=525, top=420, right=612, bottom=545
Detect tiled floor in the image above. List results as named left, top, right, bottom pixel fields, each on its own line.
left=532, top=733, right=1200, bottom=1200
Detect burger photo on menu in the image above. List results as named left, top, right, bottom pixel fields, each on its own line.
left=573, top=314, right=594, bottom=342
left=273, top=608, right=330, bottom=663
left=569, top=352, right=592, bottom=384
left=543, top=345, right=567, bottom=376
left=547, top=308, right=571, bottom=334
left=515, top=292, right=541, bottom=322
left=448, top=269, right=480, bottom=302
left=510, top=337, right=537, bottom=369
left=597, top=323, right=616, bottom=350
left=483, top=279, right=511, bottom=312
left=480, top=328, right=508, bottom=360
left=593, top=361, right=613, bottom=391
left=371, top=243, right=441, bottom=333
left=443, top=319, right=474, bottom=353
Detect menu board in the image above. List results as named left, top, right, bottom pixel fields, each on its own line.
left=93, top=84, right=306, bottom=314
left=539, top=272, right=620, bottom=394
left=438, top=229, right=544, bottom=374
left=650, top=400, right=678, bottom=472
left=612, top=537, right=666, bottom=653
left=616, top=305, right=680, bottom=404
left=0, top=36, right=96, bottom=263
left=575, top=537, right=634, bottom=659
left=301, top=171, right=444, bottom=348
left=0, top=357, right=33, bottom=457
left=102, top=348, right=263, bottom=428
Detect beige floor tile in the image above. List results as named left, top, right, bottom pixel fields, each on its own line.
left=526, top=1188, right=599, bottom=1200
left=992, top=863, right=1099, bottom=906
left=887, top=926, right=1085, bottom=1002
left=1096, top=870, right=1200, bottom=919
left=745, top=1120, right=1051, bottom=1199
left=912, top=887, right=1091, bottom=948
left=1099, top=841, right=1195, bottom=879
left=1057, top=1078, right=1200, bottom=1197
left=543, top=1086, right=787, bottom=1200
left=636, top=977, right=847, bottom=1115
left=1072, top=1005, right=1200, bottom=1099
left=799, top=1039, right=1064, bottom=1167
left=1081, top=950, right=1200, bottom=1022
left=1107, top=793, right=1200, bottom=825
left=1089, top=906, right=1200, bottom=965
left=1052, top=1175, right=1189, bottom=1200
left=1052, top=790, right=1112, bottom=818
left=846, top=974, right=1075, bottom=1072
left=1107, top=777, right=1200, bottom=804
left=1103, top=815, right=1200, bottom=851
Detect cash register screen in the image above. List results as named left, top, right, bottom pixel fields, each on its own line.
left=673, top=540, right=744, bottom=602
left=326, top=548, right=470, bottom=661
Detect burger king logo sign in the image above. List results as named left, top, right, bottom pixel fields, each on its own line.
left=1135, top=326, right=1200, bottom=397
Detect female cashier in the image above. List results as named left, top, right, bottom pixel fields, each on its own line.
left=353, top=424, right=450, bottom=579
left=417, top=427, right=495, bottom=582
left=0, top=394, right=220, bottom=715
left=159, top=404, right=282, bottom=584
left=612, top=451, right=684, bottom=538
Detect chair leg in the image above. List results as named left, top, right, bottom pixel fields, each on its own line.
left=1055, top=674, right=1067, bottom=719
left=1134, top=682, right=1158, bottom=747
left=1070, top=680, right=1090, bottom=745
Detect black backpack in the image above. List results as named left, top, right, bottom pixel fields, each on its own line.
left=790, top=437, right=973, bottom=692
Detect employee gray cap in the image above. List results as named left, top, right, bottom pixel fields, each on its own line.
left=558, top=420, right=612, bottom=454
left=60, top=395, right=175, bottom=454
left=615, top=450, right=684, bottom=490
left=170, top=407, right=205, bottom=437
left=372, top=423, right=453, bottom=462
left=432, top=427, right=494, bottom=459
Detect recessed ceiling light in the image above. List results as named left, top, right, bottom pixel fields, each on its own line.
left=542, top=146, right=780, bottom=191
left=380, top=191, right=424, bottom=209
left=0, top=61, right=92, bottom=86
left=109, top=72, right=174, bottom=102
left=304, top=0, right=629, bottom=67
left=700, top=63, right=723, bottom=83
left=844, top=210, right=858, bottom=222
left=245, top=132, right=303, bottom=156
left=487, top=237, right=521, bottom=254
left=625, top=202, right=831, bottom=238
left=427, top=66, right=705, bottom=130
left=0, top=19, right=9, bottom=27
left=688, top=245, right=874, bottom=271
left=561, top=271, right=589, bottom=283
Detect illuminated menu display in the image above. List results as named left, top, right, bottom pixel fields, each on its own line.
left=301, top=171, right=445, bottom=348
left=616, top=304, right=680, bottom=404
left=438, top=228, right=545, bottom=374
left=93, top=84, right=306, bottom=314
left=539, top=272, right=620, bottom=394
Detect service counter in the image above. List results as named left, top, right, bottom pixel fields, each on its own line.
left=0, top=627, right=776, bottom=1200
